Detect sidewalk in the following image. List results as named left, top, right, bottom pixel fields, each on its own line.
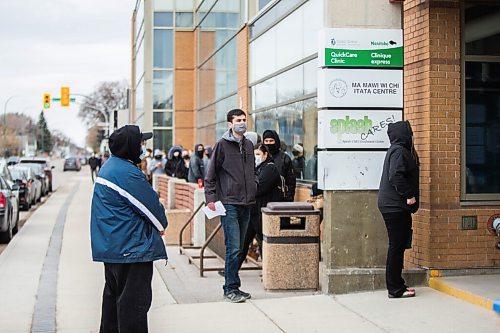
left=0, top=168, right=498, bottom=332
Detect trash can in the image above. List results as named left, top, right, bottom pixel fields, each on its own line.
left=261, top=202, right=320, bottom=290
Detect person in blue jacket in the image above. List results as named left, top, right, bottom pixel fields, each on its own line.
left=91, top=125, right=168, bottom=333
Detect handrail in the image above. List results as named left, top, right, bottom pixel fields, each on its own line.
left=199, top=222, right=222, bottom=277
left=178, top=201, right=205, bottom=252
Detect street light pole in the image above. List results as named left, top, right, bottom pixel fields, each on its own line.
left=3, top=95, right=18, bottom=156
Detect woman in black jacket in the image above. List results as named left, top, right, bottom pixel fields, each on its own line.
left=238, top=144, right=282, bottom=269
left=378, top=120, right=420, bottom=298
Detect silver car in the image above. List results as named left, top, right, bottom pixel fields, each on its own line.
left=14, top=166, right=41, bottom=204
left=0, top=175, right=19, bottom=243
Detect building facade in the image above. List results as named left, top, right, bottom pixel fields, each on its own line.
left=132, top=0, right=500, bottom=293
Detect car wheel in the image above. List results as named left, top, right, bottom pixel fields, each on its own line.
left=0, top=214, right=13, bottom=243
left=12, top=215, right=19, bottom=234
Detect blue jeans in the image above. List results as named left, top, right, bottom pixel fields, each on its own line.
left=220, top=204, right=250, bottom=294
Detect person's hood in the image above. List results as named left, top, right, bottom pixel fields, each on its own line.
left=154, top=149, right=163, bottom=157
left=387, top=120, right=412, bottom=149
left=244, top=131, right=258, bottom=146
left=222, top=129, right=241, bottom=143
left=167, top=145, right=183, bottom=160
left=109, top=125, right=142, bottom=164
left=262, top=130, right=281, bottom=152
left=194, top=143, right=204, bottom=152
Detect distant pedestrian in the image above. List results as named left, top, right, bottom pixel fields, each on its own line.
left=291, top=144, right=305, bottom=180
left=147, top=149, right=167, bottom=176
left=90, top=125, right=168, bottom=332
left=205, top=109, right=256, bottom=303
left=88, top=154, right=100, bottom=183
left=188, top=144, right=205, bottom=184
left=239, top=143, right=282, bottom=269
left=175, top=150, right=190, bottom=181
left=203, top=146, right=213, bottom=174
left=101, top=152, right=110, bottom=167
left=165, top=145, right=182, bottom=176
left=378, top=120, right=419, bottom=299
left=262, top=130, right=296, bottom=201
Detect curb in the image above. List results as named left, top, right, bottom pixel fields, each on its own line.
left=428, top=277, right=493, bottom=311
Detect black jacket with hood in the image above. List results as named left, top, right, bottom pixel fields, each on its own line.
left=262, top=130, right=296, bottom=201
left=188, top=143, right=205, bottom=183
left=251, top=156, right=282, bottom=215
left=378, top=121, right=420, bottom=214
left=165, top=145, right=182, bottom=176
left=204, top=130, right=256, bottom=206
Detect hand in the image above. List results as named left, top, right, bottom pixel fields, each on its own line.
left=407, top=197, right=416, bottom=205
left=157, top=162, right=161, bottom=168
left=207, top=202, right=216, bottom=211
left=159, top=230, right=165, bottom=236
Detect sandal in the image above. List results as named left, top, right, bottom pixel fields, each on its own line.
left=388, top=290, right=416, bottom=298
left=406, top=287, right=415, bottom=292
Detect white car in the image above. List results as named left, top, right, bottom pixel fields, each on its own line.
left=14, top=166, right=42, bottom=204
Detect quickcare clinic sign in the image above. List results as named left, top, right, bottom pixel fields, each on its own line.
left=319, top=28, right=403, bottom=68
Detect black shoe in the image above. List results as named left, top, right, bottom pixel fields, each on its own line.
left=224, top=291, right=246, bottom=303
left=238, top=289, right=251, bottom=300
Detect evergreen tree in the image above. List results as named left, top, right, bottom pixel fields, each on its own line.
left=36, top=110, right=53, bottom=154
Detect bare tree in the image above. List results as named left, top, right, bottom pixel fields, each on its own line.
left=78, top=80, right=129, bottom=126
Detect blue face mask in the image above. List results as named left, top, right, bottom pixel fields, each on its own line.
left=139, top=146, right=147, bottom=160
left=233, top=122, right=247, bottom=135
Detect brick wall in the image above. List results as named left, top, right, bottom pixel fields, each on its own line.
left=404, top=0, right=500, bottom=269
left=157, top=175, right=169, bottom=202
left=237, top=26, right=249, bottom=116
left=174, top=182, right=196, bottom=211
left=174, top=31, right=196, bottom=150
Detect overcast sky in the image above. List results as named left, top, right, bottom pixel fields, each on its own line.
left=0, top=0, right=135, bottom=147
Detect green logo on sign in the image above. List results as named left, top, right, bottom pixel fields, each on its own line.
left=330, top=116, right=373, bottom=141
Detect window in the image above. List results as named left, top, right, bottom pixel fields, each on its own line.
left=154, top=29, right=174, bottom=68
left=154, top=12, right=173, bottom=27
left=153, top=129, right=173, bottom=151
left=153, top=70, right=174, bottom=109
left=153, top=112, right=173, bottom=127
left=176, top=12, right=194, bottom=27
left=464, top=2, right=500, bottom=198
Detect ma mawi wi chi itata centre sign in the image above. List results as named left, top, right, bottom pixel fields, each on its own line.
left=318, top=28, right=403, bottom=68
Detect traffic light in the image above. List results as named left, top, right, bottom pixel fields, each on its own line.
left=43, top=94, right=50, bottom=108
left=61, top=87, right=70, bottom=107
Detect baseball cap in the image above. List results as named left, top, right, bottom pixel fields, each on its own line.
left=292, top=144, right=303, bottom=154
left=141, top=132, right=153, bottom=141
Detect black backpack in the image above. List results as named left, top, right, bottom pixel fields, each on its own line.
left=268, top=162, right=287, bottom=201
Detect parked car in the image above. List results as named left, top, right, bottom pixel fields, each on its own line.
left=0, top=161, right=19, bottom=219
left=8, top=168, right=31, bottom=210
left=7, top=156, right=20, bottom=166
left=63, top=157, right=81, bottom=171
left=19, top=163, right=48, bottom=197
left=0, top=175, right=19, bottom=243
left=15, top=166, right=41, bottom=204
left=19, top=157, right=54, bottom=192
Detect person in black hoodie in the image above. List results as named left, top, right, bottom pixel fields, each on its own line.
left=165, top=145, right=182, bottom=176
left=188, top=143, right=205, bottom=183
left=238, top=143, right=282, bottom=269
left=378, top=120, right=420, bottom=299
left=262, top=130, right=296, bottom=201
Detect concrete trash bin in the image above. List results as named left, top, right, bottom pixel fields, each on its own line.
left=261, top=202, right=320, bottom=290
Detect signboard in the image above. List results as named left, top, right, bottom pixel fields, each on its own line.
left=317, top=151, right=385, bottom=190
left=318, top=110, right=403, bottom=149
left=318, top=28, right=403, bottom=68
left=317, top=69, right=403, bottom=108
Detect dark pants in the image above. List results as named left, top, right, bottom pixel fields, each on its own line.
left=91, top=168, right=98, bottom=183
left=238, top=212, right=262, bottom=270
left=382, top=211, right=412, bottom=297
left=220, top=204, right=250, bottom=294
left=100, top=262, right=153, bottom=333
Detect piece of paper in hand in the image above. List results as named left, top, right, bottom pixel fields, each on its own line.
left=202, top=201, right=226, bottom=219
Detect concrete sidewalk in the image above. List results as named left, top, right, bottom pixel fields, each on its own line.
left=0, top=169, right=498, bottom=332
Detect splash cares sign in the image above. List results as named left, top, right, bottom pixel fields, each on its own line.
left=318, top=28, right=403, bottom=68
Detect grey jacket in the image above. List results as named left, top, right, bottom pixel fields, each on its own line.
left=204, top=130, right=256, bottom=206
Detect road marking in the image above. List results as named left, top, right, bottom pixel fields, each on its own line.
left=31, top=184, right=79, bottom=333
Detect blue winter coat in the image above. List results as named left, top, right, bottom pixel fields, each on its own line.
left=90, top=155, right=168, bottom=263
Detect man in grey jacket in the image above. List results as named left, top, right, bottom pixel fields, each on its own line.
left=205, top=109, right=256, bottom=303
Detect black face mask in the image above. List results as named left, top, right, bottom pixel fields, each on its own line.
left=183, top=156, right=190, bottom=160
left=196, top=150, right=204, bottom=158
left=292, top=151, right=299, bottom=157
left=155, top=156, right=162, bottom=160
left=265, top=144, right=278, bottom=155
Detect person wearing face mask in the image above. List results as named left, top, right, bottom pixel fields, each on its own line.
left=175, top=150, right=190, bottom=181
left=262, top=130, right=296, bottom=201
left=165, top=145, right=183, bottom=176
left=90, top=125, right=168, bottom=332
left=204, top=109, right=256, bottom=303
left=203, top=146, right=213, bottom=174
left=291, top=144, right=306, bottom=180
left=147, top=149, right=167, bottom=176
left=188, top=143, right=205, bottom=184
left=238, top=143, right=282, bottom=270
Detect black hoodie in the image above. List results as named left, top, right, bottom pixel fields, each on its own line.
left=109, top=125, right=142, bottom=164
left=262, top=130, right=296, bottom=201
left=378, top=121, right=420, bottom=214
